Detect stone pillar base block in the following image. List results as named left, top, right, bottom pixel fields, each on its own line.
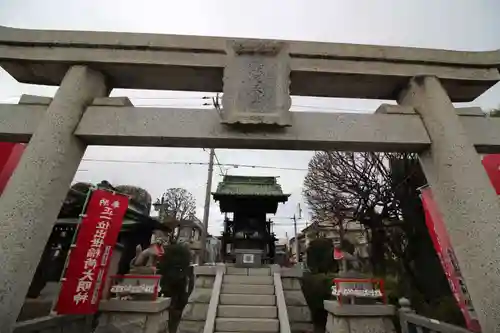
left=96, top=298, right=170, bottom=333
left=324, top=301, right=396, bottom=333
left=129, top=266, right=157, bottom=275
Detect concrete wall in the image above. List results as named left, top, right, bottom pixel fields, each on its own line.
left=178, top=265, right=220, bottom=333
left=275, top=266, right=313, bottom=333
left=14, top=315, right=93, bottom=333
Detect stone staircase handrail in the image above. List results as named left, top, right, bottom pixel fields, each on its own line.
left=273, top=272, right=291, bottom=333
left=400, top=312, right=473, bottom=333
left=203, top=266, right=224, bottom=333
left=398, top=298, right=473, bottom=333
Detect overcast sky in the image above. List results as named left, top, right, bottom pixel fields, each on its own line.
left=1, top=0, right=499, bottom=239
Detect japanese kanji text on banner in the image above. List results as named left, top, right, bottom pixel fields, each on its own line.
left=421, top=187, right=481, bottom=333
left=56, top=189, right=128, bottom=314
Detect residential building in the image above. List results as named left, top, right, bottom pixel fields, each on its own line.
left=289, top=233, right=307, bottom=263
left=206, top=235, right=222, bottom=264
left=289, top=217, right=369, bottom=263
left=176, top=217, right=203, bottom=264
left=274, top=240, right=289, bottom=266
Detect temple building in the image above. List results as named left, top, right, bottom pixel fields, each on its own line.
left=212, top=175, right=290, bottom=267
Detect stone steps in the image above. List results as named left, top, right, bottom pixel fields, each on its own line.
left=222, top=284, right=275, bottom=295
left=223, top=275, right=273, bottom=285
left=215, top=266, right=278, bottom=333
left=215, top=318, right=279, bottom=332
left=218, top=305, right=277, bottom=319
left=226, top=267, right=271, bottom=276
left=219, top=293, right=276, bottom=306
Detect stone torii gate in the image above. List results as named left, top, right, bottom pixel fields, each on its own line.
left=0, top=25, right=500, bottom=332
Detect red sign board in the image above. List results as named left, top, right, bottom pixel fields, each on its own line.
left=482, top=154, right=500, bottom=194
left=331, top=278, right=386, bottom=305
left=56, top=189, right=128, bottom=314
left=107, top=275, right=161, bottom=301
left=421, top=187, right=481, bottom=332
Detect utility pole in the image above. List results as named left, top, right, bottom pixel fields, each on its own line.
left=200, top=95, right=220, bottom=264
left=200, top=148, right=215, bottom=265
left=152, top=196, right=165, bottom=243
left=293, top=214, right=299, bottom=263
left=293, top=203, right=302, bottom=264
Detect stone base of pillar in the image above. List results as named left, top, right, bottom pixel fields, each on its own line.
left=16, top=298, right=53, bottom=321
left=324, top=301, right=395, bottom=333
left=95, top=298, right=170, bottom=333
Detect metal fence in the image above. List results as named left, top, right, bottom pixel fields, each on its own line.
left=398, top=298, right=472, bottom=333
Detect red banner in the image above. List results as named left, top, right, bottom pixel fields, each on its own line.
left=56, top=189, right=128, bottom=314
left=0, top=143, right=25, bottom=194
left=421, top=187, right=481, bottom=332
left=333, top=248, right=344, bottom=260
left=482, top=154, right=500, bottom=195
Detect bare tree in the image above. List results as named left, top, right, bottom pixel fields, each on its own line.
left=303, top=151, right=462, bottom=318
left=304, top=152, right=400, bottom=223
left=156, top=188, right=196, bottom=221
left=303, top=151, right=414, bottom=275
left=155, top=188, right=197, bottom=243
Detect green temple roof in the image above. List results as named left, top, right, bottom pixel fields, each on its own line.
left=212, top=175, right=290, bottom=200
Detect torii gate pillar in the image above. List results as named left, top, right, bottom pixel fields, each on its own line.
left=399, top=76, right=500, bottom=332
left=0, top=66, right=109, bottom=331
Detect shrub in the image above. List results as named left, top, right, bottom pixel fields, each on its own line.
left=306, top=238, right=338, bottom=274
left=157, top=243, right=192, bottom=333
left=301, top=273, right=336, bottom=332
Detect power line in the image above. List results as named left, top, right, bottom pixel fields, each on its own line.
left=204, top=148, right=225, bottom=176
left=80, top=158, right=308, bottom=171
left=213, top=152, right=225, bottom=176
left=273, top=224, right=308, bottom=227
left=133, top=103, right=212, bottom=108
left=0, top=94, right=374, bottom=113
left=130, top=96, right=211, bottom=100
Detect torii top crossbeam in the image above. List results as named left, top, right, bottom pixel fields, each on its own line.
left=1, top=25, right=499, bottom=102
